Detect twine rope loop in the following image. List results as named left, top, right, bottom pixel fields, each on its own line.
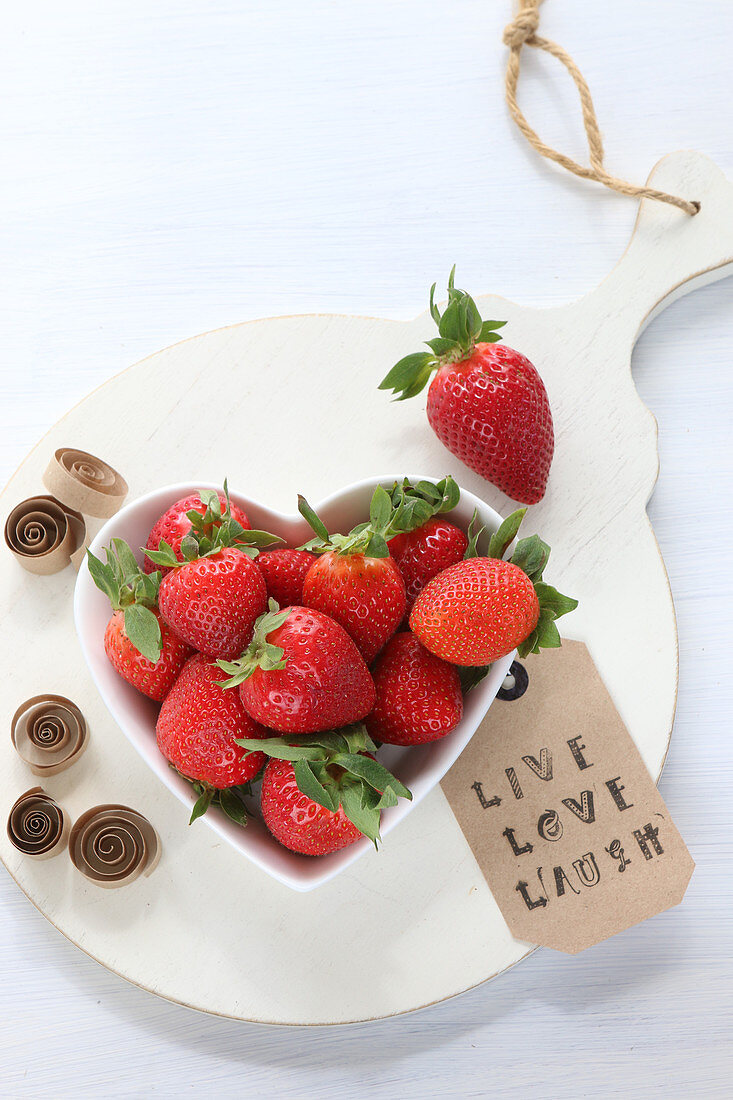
left=503, top=0, right=699, bottom=215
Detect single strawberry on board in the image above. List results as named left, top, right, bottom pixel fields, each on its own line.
left=217, top=601, right=376, bottom=734
left=87, top=538, right=192, bottom=701
left=156, top=652, right=269, bottom=822
left=257, top=547, right=316, bottom=608
left=366, top=632, right=463, bottom=746
left=236, top=723, right=412, bottom=853
left=146, top=486, right=282, bottom=660
left=386, top=478, right=468, bottom=613
left=144, top=489, right=251, bottom=575
left=379, top=269, right=554, bottom=504
left=410, top=508, right=577, bottom=665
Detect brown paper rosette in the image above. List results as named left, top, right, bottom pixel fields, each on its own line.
left=42, top=448, right=128, bottom=519
left=11, top=695, right=88, bottom=777
left=4, top=494, right=85, bottom=575
left=7, top=787, right=69, bottom=859
left=69, top=805, right=160, bottom=888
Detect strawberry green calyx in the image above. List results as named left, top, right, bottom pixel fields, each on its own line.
left=298, top=476, right=461, bottom=559
left=464, top=509, right=487, bottom=560
left=189, top=780, right=254, bottom=827
left=87, top=538, right=163, bottom=662
left=387, top=475, right=460, bottom=534
left=236, top=723, right=412, bottom=846
left=217, top=599, right=291, bottom=686
left=145, top=481, right=283, bottom=569
left=489, top=508, right=578, bottom=658
left=378, top=267, right=507, bottom=400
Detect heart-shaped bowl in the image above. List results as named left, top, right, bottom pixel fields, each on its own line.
left=74, top=475, right=514, bottom=891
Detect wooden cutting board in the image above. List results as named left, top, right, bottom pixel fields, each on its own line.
left=0, top=150, right=730, bottom=1024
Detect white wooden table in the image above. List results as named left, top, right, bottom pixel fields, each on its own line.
left=1, top=1, right=731, bottom=1094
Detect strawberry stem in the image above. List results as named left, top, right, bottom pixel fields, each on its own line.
left=216, top=599, right=291, bottom=686
left=378, top=267, right=507, bottom=400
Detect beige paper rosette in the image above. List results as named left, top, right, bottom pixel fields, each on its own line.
left=4, top=495, right=85, bottom=575
left=7, top=787, right=69, bottom=859
left=42, top=448, right=128, bottom=519
left=69, top=805, right=161, bottom=888
left=11, top=695, right=88, bottom=777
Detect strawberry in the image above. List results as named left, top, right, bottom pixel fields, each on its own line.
left=296, top=486, right=408, bottom=663
left=218, top=602, right=376, bottom=734
left=156, top=547, right=268, bottom=660
left=257, top=548, right=316, bottom=608
left=389, top=519, right=468, bottom=613
left=260, top=757, right=362, bottom=855
left=86, top=538, right=192, bottom=701
left=298, top=480, right=468, bottom=662
left=409, top=509, right=577, bottom=665
left=379, top=268, right=554, bottom=504
left=144, top=489, right=250, bottom=574
left=236, top=723, right=412, bottom=852
left=146, top=486, right=282, bottom=660
left=366, top=632, right=463, bottom=746
left=104, top=610, right=191, bottom=703
left=302, top=552, right=405, bottom=665
left=382, top=475, right=468, bottom=614
left=156, top=653, right=269, bottom=820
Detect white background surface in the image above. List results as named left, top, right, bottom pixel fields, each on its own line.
left=0, top=1, right=731, bottom=1096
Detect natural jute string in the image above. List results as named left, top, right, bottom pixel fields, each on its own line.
left=503, top=0, right=700, bottom=215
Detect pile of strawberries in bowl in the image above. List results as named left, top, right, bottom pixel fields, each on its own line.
left=78, top=474, right=575, bottom=883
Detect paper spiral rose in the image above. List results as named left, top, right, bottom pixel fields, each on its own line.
left=42, top=448, right=128, bottom=519
left=11, top=695, right=88, bottom=777
left=69, top=805, right=160, bottom=888
left=4, top=495, right=85, bottom=575
left=7, top=787, right=69, bottom=859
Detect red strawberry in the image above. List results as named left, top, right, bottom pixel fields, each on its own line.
left=87, top=538, right=193, bottom=701
left=366, top=632, right=463, bottom=746
left=156, top=654, right=268, bottom=788
left=218, top=602, right=375, bottom=733
left=236, top=723, right=413, bottom=852
left=260, top=757, right=363, bottom=855
left=157, top=546, right=267, bottom=660
left=302, top=552, right=405, bottom=665
left=144, top=490, right=250, bottom=574
left=104, top=609, right=191, bottom=702
left=297, top=487, right=409, bottom=663
left=410, top=557, right=538, bottom=664
left=409, top=510, right=577, bottom=665
left=379, top=269, right=554, bottom=504
left=388, top=518, right=468, bottom=613
left=257, top=548, right=316, bottom=608
left=146, top=488, right=282, bottom=660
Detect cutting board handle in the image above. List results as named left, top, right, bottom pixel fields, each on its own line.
left=586, top=151, right=733, bottom=336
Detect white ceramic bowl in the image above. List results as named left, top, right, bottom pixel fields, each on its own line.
left=74, top=475, right=515, bottom=891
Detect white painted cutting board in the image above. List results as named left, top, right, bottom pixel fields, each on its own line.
left=0, top=150, right=731, bottom=1024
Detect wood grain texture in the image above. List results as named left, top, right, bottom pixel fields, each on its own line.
left=0, top=0, right=732, bottom=1094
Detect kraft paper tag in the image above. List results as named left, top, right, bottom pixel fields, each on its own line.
left=441, top=640, right=694, bottom=953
